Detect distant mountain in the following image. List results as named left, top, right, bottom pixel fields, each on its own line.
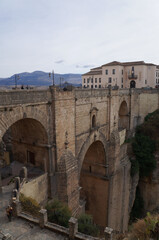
left=0, top=71, right=82, bottom=87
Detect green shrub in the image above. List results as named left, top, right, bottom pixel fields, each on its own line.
left=46, top=199, right=71, bottom=228
left=130, top=212, right=159, bottom=240
left=132, top=132, right=156, bottom=177
left=78, top=214, right=100, bottom=237
left=19, top=193, right=40, bottom=217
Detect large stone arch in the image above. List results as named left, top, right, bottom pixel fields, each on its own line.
left=78, top=131, right=109, bottom=227
left=0, top=105, right=49, bottom=141
left=77, top=130, right=108, bottom=175
left=0, top=105, right=51, bottom=174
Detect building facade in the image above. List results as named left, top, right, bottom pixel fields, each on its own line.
left=82, top=61, right=159, bottom=89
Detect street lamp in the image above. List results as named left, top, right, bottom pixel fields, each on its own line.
left=49, top=70, right=55, bottom=86
left=15, top=74, right=20, bottom=89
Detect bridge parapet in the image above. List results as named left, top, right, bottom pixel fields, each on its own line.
left=75, top=88, right=109, bottom=99
left=0, top=89, right=51, bottom=106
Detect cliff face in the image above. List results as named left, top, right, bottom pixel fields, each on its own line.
left=139, top=152, right=159, bottom=213
left=129, top=172, right=139, bottom=214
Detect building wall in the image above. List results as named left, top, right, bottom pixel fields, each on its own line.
left=20, top=173, right=48, bottom=205
left=102, top=65, right=124, bottom=88
left=82, top=74, right=102, bottom=88
left=82, top=61, right=158, bottom=89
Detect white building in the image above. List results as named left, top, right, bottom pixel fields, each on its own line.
left=82, top=61, right=159, bottom=89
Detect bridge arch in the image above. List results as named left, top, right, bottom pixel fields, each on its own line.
left=78, top=132, right=109, bottom=227
left=78, top=131, right=108, bottom=173
left=0, top=106, right=50, bottom=174
left=1, top=117, right=49, bottom=172
left=0, top=105, right=49, bottom=141
left=118, top=101, right=129, bottom=130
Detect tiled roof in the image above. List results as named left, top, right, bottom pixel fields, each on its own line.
left=102, top=61, right=156, bottom=67
left=102, top=61, right=122, bottom=67
left=90, top=66, right=102, bottom=71
left=82, top=70, right=102, bottom=76
left=82, top=60, right=157, bottom=76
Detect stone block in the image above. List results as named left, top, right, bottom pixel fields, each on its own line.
left=39, top=209, right=48, bottom=228
left=14, top=177, right=20, bottom=191
left=104, top=227, right=113, bottom=240
left=12, top=200, right=21, bottom=217
left=69, top=217, right=78, bottom=239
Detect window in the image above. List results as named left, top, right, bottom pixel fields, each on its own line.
left=108, top=77, right=112, bottom=83
left=132, top=66, right=134, bottom=71
left=99, top=85, right=101, bottom=88
left=145, top=80, right=147, bottom=84
left=87, top=85, right=89, bottom=88
left=156, top=79, right=158, bottom=84
left=121, top=84, right=123, bottom=88
left=92, top=115, right=96, bottom=128
left=91, top=78, right=93, bottom=83
left=95, top=85, right=97, bottom=88
left=99, top=78, right=101, bottom=83
left=121, top=78, right=123, bottom=83
left=84, top=78, right=86, bottom=83
left=91, top=85, right=93, bottom=88
left=84, top=85, right=86, bottom=88
left=95, top=78, right=97, bottom=83
left=105, top=69, right=108, bottom=75
left=122, top=70, right=123, bottom=75
left=87, top=78, right=89, bottom=83
left=112, top=69, right=115, bottom=74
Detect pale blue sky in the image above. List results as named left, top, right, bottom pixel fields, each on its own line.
left=1, top=0, right=159, bottom=77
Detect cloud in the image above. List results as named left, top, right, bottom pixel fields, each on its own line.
left=55, top=60, right=64, bottom=64
left=76, top=64, right=95, bottom=69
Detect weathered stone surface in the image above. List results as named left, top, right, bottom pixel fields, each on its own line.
left=0, top=88, right=159, bottom=233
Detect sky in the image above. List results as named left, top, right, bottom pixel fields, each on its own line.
left=1, top=0, right=159, bottom=78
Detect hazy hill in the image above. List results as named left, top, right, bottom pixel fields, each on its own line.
left=0, top=71, right=82, bottom=87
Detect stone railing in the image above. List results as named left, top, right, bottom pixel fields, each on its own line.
left=11, top=166, right=114, bottom=240
left=0, top=89, right=51, bottom=106
left=12, top=200, right=113, bottom=240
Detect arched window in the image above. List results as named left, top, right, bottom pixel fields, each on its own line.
left=130, top=80, right=136, bottom=88
left=92, top=115, right=96, bottom=128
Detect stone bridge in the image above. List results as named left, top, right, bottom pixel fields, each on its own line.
left=0, top=87, right=159, bottom=232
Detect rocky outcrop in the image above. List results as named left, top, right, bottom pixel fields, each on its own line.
left=129, top=172, right=139, bottom=214
left=139, top=152, right=159, bottom=213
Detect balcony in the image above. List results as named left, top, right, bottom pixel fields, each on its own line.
left=128, top=74, right=138, bottom=80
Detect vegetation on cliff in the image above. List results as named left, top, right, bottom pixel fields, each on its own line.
left=129, top=212, right=159, bottom=240
left=132, top=110, right=159, bottom=177
left=130, top=110, right=159, bottom=222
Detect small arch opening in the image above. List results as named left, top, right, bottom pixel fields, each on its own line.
left=92, top=115, right=96, bottom=128
left=118, top=101, right=129, bottom=130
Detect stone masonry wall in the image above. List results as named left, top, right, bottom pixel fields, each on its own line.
left=20, top=173, right=48, bottom=205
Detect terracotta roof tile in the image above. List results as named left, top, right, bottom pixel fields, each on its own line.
left=82, top=70, right=102, bottom=76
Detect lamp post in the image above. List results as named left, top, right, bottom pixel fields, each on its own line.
left=49, top=70, right=55, bottom=86
left=15, top=74, right=20, bottom=89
